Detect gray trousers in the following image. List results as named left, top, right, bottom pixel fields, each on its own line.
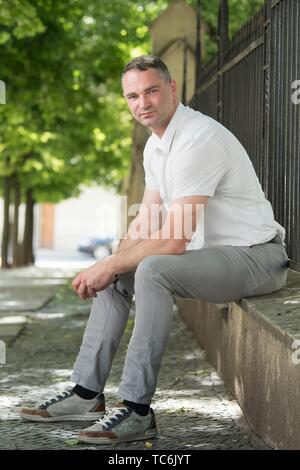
left=71, top=236, right=288, bottom=404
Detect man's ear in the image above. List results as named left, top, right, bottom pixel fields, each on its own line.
left=170, top=79, right=177, bottom=95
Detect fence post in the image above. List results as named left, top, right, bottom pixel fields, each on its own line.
left=263, top=0, right=271, bottom=197
left=217, top=0, right=229, bottom=123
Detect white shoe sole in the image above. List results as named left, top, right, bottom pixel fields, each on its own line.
left=77, top=429, right=158, bottom=445
left=20, top=411, right=105, bottom=422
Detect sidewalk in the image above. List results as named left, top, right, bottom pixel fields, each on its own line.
left=0, top=260, right=269, bottom=450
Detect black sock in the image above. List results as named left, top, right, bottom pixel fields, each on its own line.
left=123, top=400, right=150, bottom=416
left=73, top=384, right=99, bottom=399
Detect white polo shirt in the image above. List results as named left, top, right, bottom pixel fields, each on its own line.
left=143, top=102, right=285, bottom=250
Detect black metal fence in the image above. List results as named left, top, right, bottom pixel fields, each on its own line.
left=190, top=0, right=300, bottom=270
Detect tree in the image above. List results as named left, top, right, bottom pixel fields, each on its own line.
left=0, top=0, right=170, bottom=267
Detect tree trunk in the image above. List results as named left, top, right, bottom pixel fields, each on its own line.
left=22, top=188, right=35, bottom=265
left=122, top=122, right=149, bottom=224
left=12, top=173, right=21, bottom=267
left=1, top=175, right=11, bottom=268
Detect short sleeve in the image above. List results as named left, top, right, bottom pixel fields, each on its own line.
left=172, top=138, right=228, bottom=199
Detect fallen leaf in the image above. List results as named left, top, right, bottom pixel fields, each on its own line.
left=65, top=439, right=79, bottom=446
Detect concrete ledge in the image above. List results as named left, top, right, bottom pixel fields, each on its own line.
left=176, top=269, right=300, bottom=450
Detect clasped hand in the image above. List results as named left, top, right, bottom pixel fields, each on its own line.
left=72, top=258, right=116, bottom=300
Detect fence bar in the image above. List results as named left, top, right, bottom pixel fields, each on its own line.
left=190, top=0, right=300, bottom=270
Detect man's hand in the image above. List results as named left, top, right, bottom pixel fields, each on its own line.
left=72, top=258, right=116, bottom=300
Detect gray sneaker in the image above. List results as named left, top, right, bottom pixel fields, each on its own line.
left=77, top=403, right=157, bottom=444
left=20, top=387, right=105, bottom=422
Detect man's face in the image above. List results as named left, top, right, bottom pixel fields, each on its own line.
left=122, top=68, right=178, bottom=135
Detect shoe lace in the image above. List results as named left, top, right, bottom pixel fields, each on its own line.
left=98, top=406, right=130, bottom=430
left=38, top=387, right=73, bottom=410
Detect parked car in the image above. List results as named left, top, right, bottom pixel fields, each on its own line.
left=78, top=237, right=115, bottom=260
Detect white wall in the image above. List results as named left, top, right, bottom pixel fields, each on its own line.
left=52, top=185, right=120, bottom=251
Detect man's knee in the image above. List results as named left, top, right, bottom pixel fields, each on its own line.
left=135, top=255, right=166, bottom=285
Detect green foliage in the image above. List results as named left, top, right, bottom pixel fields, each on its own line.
left=0, top=0, right=45, bottom=43
left=0, top=0, right=169, bottom=203
left=188, top=0, right=265, bottom=62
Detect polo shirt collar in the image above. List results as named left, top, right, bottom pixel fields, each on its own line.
left=152, top=102, right=185, bottom=155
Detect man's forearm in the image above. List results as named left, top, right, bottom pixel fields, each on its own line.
left=109, top=233, right=185, bottom=275
left=115, top=235, right=143, bottom=254
left=115, top=212, right=156, bottom=254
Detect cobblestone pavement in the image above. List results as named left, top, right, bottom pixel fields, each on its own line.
left=0, top=273, right=269, bottom=450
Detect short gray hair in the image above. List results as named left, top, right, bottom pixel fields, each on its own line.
left=122, top=55, right=172, bottom=82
